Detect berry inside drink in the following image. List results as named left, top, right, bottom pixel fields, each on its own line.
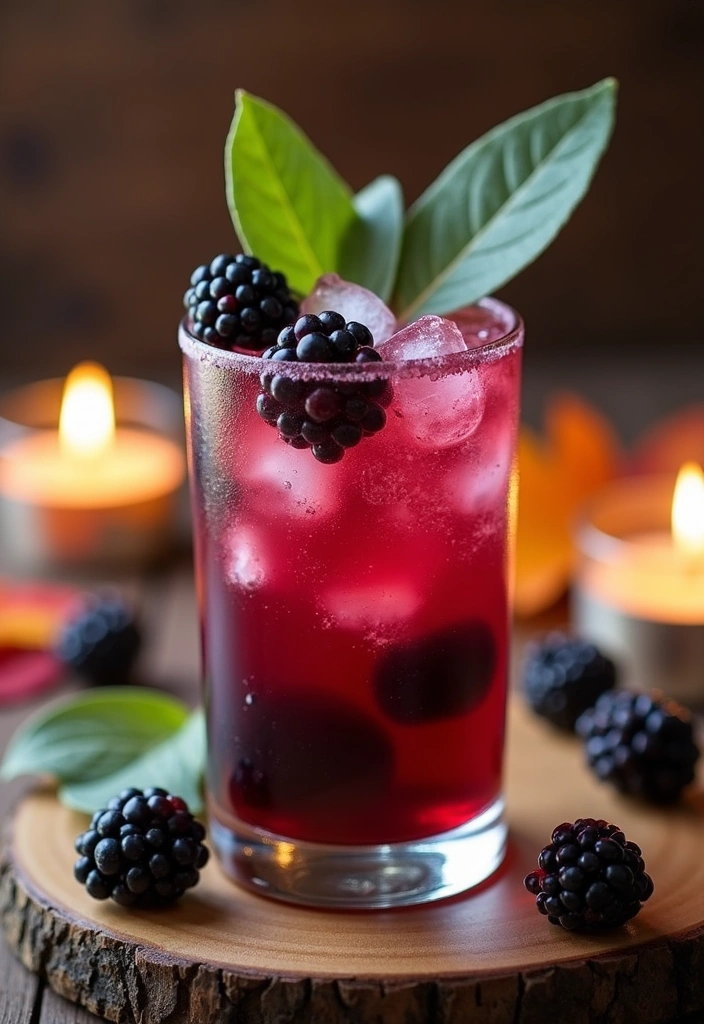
left=184, top=299, right=522, bottom=847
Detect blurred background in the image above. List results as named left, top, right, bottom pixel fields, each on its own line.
left=1, top=0, right=703, bottom=434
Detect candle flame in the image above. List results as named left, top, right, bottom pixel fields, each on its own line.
left=672, top=462, right=704, bottom=557
left=59, top=362, right=115, bottom=458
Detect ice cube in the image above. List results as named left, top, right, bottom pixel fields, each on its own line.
left=244, top=426, right=341, bottom=521
left=301, top=273, right=397, bottom=344
left=376, top=316, right=484, bottom=449
left=224, top=524, right=269, bottom=590
left=377, top=315, right=467, bottom=362
left=445, top=420, right=514, bottom=514
left=322, top=582, right=421, bottom=631
left=394, top=371, right=485, bottom=449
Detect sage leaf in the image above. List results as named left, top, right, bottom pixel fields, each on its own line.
left=339, top=175, right=404, bottom=302
left=226, top=90, right=357, bottom=296
left=60, top=708, right=206, bottom=815
left=395, top=79, right=617, bottom=320
left=0, top=688, right=189, bottom=784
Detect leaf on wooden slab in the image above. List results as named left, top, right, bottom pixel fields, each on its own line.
left=60, top=708, right=206, bottom=815
left=0, top=688, right=189, bottom=784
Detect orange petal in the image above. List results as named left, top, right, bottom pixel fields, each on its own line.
left=514, top=395, right=620, bottom=618
left=545, top=393, right=621, bottom=497
left=630, top=405, right=704, bottom=476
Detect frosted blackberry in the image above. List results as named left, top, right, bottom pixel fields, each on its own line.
left=254, top=311, right=390, bottom=462
left=185, top=254, right=298, bottom=352
left=522, top=633, right=617, bottom=731
left=56, top=596, right=141, bottom=687
left=576, top=690, right=700, bottom=804
left=74, top=788, right=209, bottom=907
left=524, top=818, right=654, bottom=931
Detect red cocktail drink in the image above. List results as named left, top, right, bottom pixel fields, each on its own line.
left=181, top=297, right=523, bottom=907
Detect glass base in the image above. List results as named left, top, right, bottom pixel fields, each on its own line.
left=209, top=796, right=507, bottom=909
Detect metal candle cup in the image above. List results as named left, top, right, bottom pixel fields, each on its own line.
left=572, top=467, right=704, bottom=705
left=0, top=365, right=186, bottom=574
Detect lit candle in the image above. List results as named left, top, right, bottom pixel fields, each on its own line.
left=671, top=463, right=704, bottom=562
left=0, top=363, right=186, bottom=570
left=573, top=465, right=704, bottom=703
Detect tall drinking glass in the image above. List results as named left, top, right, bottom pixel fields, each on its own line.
left=180, top=298, right=523, bottom=908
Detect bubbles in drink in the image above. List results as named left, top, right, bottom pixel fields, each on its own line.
left=360, top=464, right=413, bottom=505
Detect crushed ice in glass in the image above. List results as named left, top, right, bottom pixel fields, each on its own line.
left=378, top=316, right=485, bottom=449
left=376, top=315, right=466, bottom=361
left=301, top=273, right=397, bottom=344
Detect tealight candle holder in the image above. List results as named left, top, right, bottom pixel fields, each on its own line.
left=572, top=466, right=704, bottom=706
left=0, top=364, right=187, bottom=574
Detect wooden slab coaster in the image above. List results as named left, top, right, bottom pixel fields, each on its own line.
left=1, top=699, right=703, bottom=1024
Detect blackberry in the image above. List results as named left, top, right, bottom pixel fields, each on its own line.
left=522, top=633, right=617, bottom=731
left=56, top=596, right=141, bottom=686
left=373, top=620, right=496, bottom=724
left=228, top=689, right=394, bottom=832
left=524, top=818, right=654, bottom=931
left=576, top=690, right=700, bottom=804
left=255, top=312, right=390, bottom=462
left=74, top=788, right=209, bottom=907
left=185, top=254, right=298, bottom=352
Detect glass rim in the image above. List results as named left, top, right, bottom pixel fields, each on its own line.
left=178, top=297, right=524, bottom=381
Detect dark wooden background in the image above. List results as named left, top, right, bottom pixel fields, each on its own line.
left=0, top=0, right=703, bottom=381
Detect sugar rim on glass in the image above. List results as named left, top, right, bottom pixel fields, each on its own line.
left=179, top=297, right=524, bottom=381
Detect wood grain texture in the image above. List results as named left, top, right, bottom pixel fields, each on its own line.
left=0, top=937, right=42, bottom=1024
left=39, top=988, right=102, bottom=1024
left=1, top=699, right=704, bottom=1024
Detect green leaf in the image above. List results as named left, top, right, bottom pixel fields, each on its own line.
left=225, top=90, right=357, bottom=296
left=61, top=709, right=206, bottom=815
left=339, top=176, right=404, bottom=303
left=395, top=78, right=618, bottom=320
left=0, top=688, right=189, bottom=784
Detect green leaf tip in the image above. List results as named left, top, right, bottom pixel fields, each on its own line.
left=394, top=77, right=618, bottom=319
left=225, top=90, right=356, bottom=295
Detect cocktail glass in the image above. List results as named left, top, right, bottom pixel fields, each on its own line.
left=180, top=297, right=523, bottom=908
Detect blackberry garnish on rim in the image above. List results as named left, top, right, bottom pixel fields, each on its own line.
left=184, top=253, right=298, bottom=351
left=255, top=311, right=390, bottom=463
